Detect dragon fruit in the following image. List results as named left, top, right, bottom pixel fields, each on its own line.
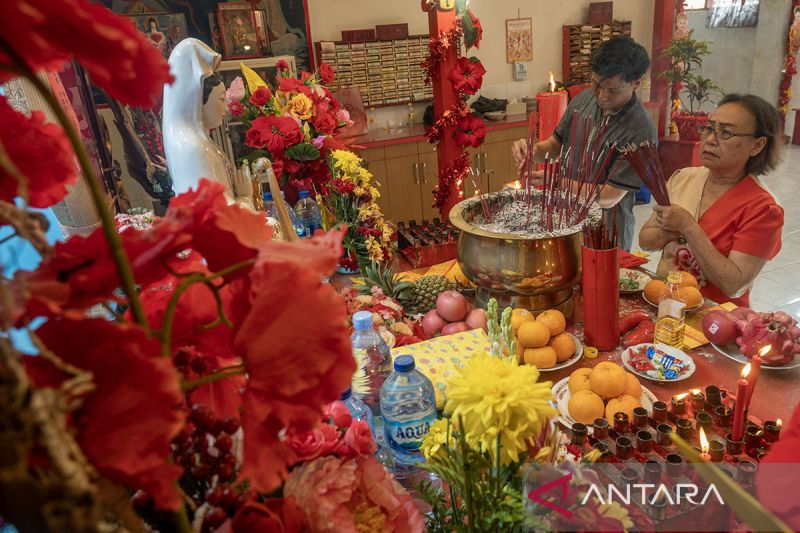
left=733, top=308, right=800, bottom=366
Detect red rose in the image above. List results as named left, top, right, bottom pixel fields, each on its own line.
left=0, top=98, right=77, bottom=208
left=228, top=100, right=244, bottom=117
left=313, top=111, right=338, bottom=134
left=245, top=127, right=265, bottom=148
left=248, top=86, right=272, bottom=106
left=278, top=76, right=311, bottom=96
left=287, top=424, right=341, bottom=461
left=342, top=419, right=376, bottom=456
left=455, top=114, right=487, bottom=148
left=275, top=59, right=289, bottom=72
left=232, top=497, right=308, bottom=532
left=447, top=57, right=486, bottom=95
left=326, top=400, right=352, bottom=429
left=318, top=62, right=335, bottom=85
left=0, top=0, right=172, bottom=108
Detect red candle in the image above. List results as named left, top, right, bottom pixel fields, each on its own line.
left=745, top=344, right=769, bottom=406
left=536, top=91, right=568, bottom=142
left=732, top=363, right=751, bottom=442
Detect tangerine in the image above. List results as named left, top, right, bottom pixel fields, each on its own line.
left=568, top=367, right=592, bottom=394
left=623, top=372, right=642, bottom=399
left=605, top=393, right=642, bottom=421
left=678, top=270, right=699, bottom=289
left=518, top=320, right=551, bottom=348
left=549, top=332, right=576, bottom=362
left=523, top=346, right=557, bottom=368
left=589, top=361, right=627, bottom=399
left=676, top=286, right=703, bottom=308
left=569, top=390, right=605, bottom=424
left=511, top=308, right=535, bottom=335
left=644, top=279, right=668, bottom=303
left=537, top=309, right=566, bottom=336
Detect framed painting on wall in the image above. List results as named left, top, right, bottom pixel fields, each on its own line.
left=251, top=0, right=314, bottom=72
left=218, top=2, right=261, bottom=59
left=506, top=18, right=533, bottom=63
left=127, top=13, right=188, bottom=59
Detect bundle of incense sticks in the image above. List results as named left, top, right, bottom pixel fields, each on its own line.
left=622, top=140, right=670, bottom=206
left=582, top=210, right=617, bottom=250
left=521, top=111, right=538, bottom=209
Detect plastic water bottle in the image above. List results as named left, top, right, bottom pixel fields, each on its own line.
left=294, top=190, right=322, bottom=237
left=281, top=192, right=304, bottom=237
left=262, top=191, right=279, bottom=220
left=341, top=387, right=374, bottom=433
left=380, top=355, right=437, bottom=466
left=350, top=311, right=392, bottom=415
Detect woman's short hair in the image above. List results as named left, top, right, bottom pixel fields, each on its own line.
left=719, top=93, right=782, bottom=176
left=202, top=73, right=224, bottom=105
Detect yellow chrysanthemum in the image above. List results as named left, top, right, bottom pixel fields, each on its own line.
left=332, top=150, right=362, bottom=175
left=445, top=353, right=556, bottom=465
left=381, top=223, right=393, bottom=243
left=365, top=235, right=384, bottom=262
left=357, top=167, right=373, bottom=185
left=353, top=186, right=366, bottom=197
left=358, top=203, right=380, bottom=222
left=368, top=186, right=380, bottom=199
left=421, top=418, right=455, bottom=460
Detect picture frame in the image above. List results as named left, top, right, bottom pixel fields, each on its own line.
left=253, top=9, right=272, bottom=56
left=127, top=12, right=188, bottom=59
left=251, top=0, right=315, bottom=71
left=505, top=18, right=533, bottom=63
left=217, top=3, right=261, bottom=59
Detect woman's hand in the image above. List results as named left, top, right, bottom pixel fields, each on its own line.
left=653, top=205, right=694, bottom=234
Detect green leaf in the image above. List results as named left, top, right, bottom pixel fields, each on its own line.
left=462, top=11, right=477, bottom=49
left=285, top=143, right=321, bottom=161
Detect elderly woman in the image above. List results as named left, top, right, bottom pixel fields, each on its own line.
left=639, top=94, right=784, bottom=306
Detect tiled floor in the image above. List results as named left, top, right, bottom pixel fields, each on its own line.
left=631, top=144, right=800, bottom=315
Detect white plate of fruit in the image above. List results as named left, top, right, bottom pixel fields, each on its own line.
left=702, top=307, right=800, bottom=370
left=511, top=309, right=583, bottom=372
left=553, top=362, right=658, bottom=430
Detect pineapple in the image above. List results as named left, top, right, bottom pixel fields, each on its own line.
left=357, top=262, right=451, bottom=315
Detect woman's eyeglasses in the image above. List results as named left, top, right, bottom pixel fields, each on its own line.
left=696, top=123, right=759, bottom=141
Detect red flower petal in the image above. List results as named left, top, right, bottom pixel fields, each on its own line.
left=232, top=497, right=309, bottom=532
left=249, top=86, right=272, bottom=106
left=0, top=0, right=172, bottom=108
left=318, top=63, right=335, bottom=85
left=0, top=98, right=77, bottom=207
left=35, top=318, right=185, bottom=510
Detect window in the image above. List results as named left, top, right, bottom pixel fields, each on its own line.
left=684, top=0, right=713, bottom=10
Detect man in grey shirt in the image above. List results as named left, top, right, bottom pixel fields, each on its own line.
left=512, top=36, right=657, bottom=251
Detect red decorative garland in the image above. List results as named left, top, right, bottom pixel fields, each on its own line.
left=778, top=1, right=800, bottom=118
left=433, top=152, right=471, bottom=209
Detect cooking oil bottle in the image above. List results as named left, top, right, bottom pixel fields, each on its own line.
left=654, top=271, right=687, bottom=348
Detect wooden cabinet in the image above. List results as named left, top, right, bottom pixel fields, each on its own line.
left=385, top=154, right=424, bottom=223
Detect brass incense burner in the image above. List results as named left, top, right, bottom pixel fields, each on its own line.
left=449, top=193, right=582, bottom=314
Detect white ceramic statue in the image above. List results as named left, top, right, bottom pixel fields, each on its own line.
left=162, top=38, right=253, bottom=207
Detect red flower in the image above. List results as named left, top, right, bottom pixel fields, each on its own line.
left=448, top=57, right=486, bottom=95
left=0, top=0, right=172, bottom=108
left=248, top=86, right=272, bottom=106
left=232, top=497, right=309, bottom=532
left=233, top=228, right=355, bottom=493
left=228, top=100, right=244, bottom=117
left=468, top=10, right=483, bottom=49
left=342, top=419, right=376, bottom=456
left=275, top=59, right=289, bottom=72
left=326, top=400, right=353, bottom=429
left=312, top=111, right=338, bottom=134
left=455, top=114, right=487, bottom=148
left=33, top=318, right=185, bottom=510
left=278, top=76, right=312, bottom=96
left=318, top=63, right=335, bottom=85
left=0, top=98, right=77, bottom=208
left=287, top=424, right=340, bottom=462
left=245, top=115, right=304, bottom=155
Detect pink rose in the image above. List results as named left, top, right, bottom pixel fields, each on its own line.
left=226, top=76, right=245, bottom=103
left=336, top=108, right=354, bottom=127
left=287, top=424, right=340, bottom=462
left=342, top=419, right=376, bottom=456
left=228, top=100, right=244, bottom=117
left=325, top=400, right=352, bottom=429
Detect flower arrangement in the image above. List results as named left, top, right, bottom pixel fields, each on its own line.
left=322, top=149, right=393, bottom=270
left=0, top=1, right=421, bottom=531
left=341, top=285, right=426, bottom=348
left=226, top=61, right=354, bottom=203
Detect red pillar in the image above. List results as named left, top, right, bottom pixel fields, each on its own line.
left=651, top=0, right=677, bottom=138
left=426, top=6, right=461, bottom=219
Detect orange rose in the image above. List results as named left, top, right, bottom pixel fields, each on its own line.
left=286, top=93, right=314, bottom=120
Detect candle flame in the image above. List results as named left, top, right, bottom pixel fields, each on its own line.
left=691, top=389, right=701, bottom=395
left=673, top=392, right=689, bottom=401
left=759, top=344, right=771, bottom=357
left=548, top=71, right=556, bottom=92
left=473, top=188, right=480, bottom=197
left=505, top=179, right=523, bottom=190
left=777, top=418, right=783, bottom=428
left=742, top=363, right=752, bottom=379
left=699, top=427, right=709, bottom=454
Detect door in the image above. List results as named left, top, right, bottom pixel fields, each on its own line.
left=483, top=140, right=511, bottom=193
left=385, top=155, right=424, bottom=224
left=418, top=151, right=440, bottom=221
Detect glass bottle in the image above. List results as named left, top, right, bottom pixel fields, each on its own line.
left=654, top=271, right=687, bottom=348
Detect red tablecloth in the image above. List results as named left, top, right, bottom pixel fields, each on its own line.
left=554, top=293, right=800, bottom=423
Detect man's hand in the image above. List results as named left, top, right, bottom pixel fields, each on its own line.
left=512, top=138, right=534, bottom=173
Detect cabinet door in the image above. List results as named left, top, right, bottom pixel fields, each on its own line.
left=418, top=151, right=441, bottom=221
left=385, top=155, right=424, bottom=224
left=463, top=147, right=483, bottom=199
left=483, top=141, right=511, bottom=193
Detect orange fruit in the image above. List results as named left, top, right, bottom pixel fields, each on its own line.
left=537, top=309, right=566, bottom=336
left=549, top=332, right=576, bottom=362
left=523, top=346, right=557, bottom=368
left=568, top=367, right=592, bottom=394
left=518, top=320, right=551, bottom=348
left=569, top=390, right=605, bottom=424
left=623, top=372, right=642, bottom=399
left=511, top=308, right=535, bottom=335
left=644, top=280, right=668, bottom=303
left=515, top=340, right=525, bottom=358
left=589, top=361, right=627, bottom=399
left=678, top=271, right=699, bottom=289
left=605, top=393, right=642, bottom=421
left=676, top=286, right=703, bottom=308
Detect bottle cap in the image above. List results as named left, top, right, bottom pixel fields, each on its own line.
left=394, top=355, right=415, bottom=372
left=262, top=191, right=273, bottom=201
left=299, top=190, right=310, bottom=199
left=352, top=311, right=373, bottom=330
left=340, top=387, right=352, bottom=400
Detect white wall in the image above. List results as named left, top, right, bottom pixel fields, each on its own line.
left=307, top=0, right=655, bottom=127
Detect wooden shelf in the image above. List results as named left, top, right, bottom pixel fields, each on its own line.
left=316, top=35, right=433, bottom=108
left=562, top=21, right=632, bottom=85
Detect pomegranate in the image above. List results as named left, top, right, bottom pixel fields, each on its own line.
left=701, top=310, right=738, bottom=345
